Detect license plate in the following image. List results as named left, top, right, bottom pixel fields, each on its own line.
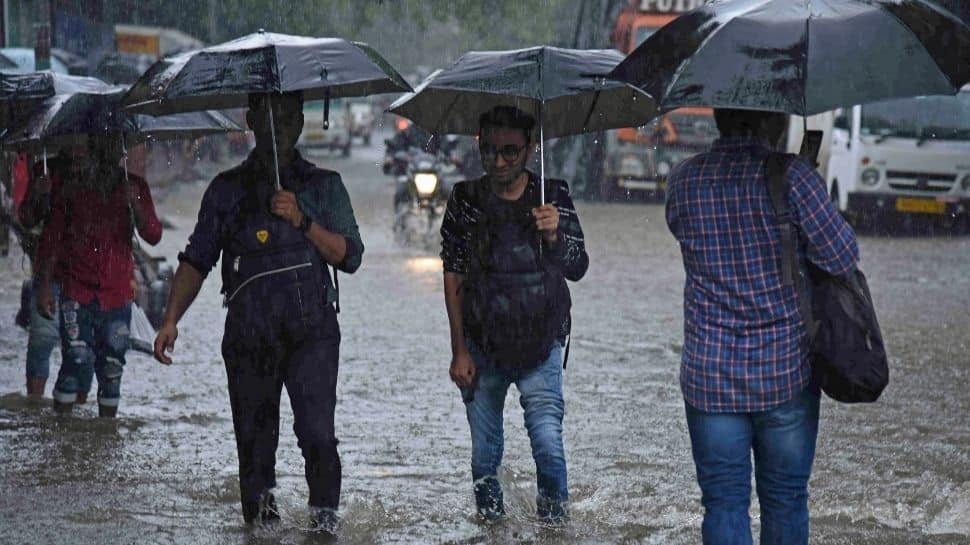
left=619, top=179, right=657, bottom=191
left=895, top=198, right=945, bottom=215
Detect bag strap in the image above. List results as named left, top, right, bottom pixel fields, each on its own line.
left=764, top=153, right=816, bottom=341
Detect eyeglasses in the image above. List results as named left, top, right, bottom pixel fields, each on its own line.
left=479, top=143, right=527, bottom=163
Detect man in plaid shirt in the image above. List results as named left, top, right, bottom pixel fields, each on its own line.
left=665, top=109, right=858, bottom=545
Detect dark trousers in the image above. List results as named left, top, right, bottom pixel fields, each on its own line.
left=222, top=307, right=341, bottom=521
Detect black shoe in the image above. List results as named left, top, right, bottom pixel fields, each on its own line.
left=243, top=492, right=281, bottom=528
left=474, top=476, right=505, bottom=522
left=309, top=507, right=338, bottom=536
left=98, top=404, right=118, bottom=418
left=536, top=497, right=569, bottom=525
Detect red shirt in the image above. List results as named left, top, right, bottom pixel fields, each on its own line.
left=36, top=169, right=162, bottom=311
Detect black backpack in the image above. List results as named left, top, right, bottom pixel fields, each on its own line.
left=765, top=153, right=889, bottom=403
left=461, top=177, right=570, bottom=370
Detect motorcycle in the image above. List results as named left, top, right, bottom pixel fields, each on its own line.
left=391, top=146, right=460, bottom=250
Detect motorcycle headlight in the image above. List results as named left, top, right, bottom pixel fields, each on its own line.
left=657, top=160, right=672, bottom=177
left=860, top=168, right=881, bottom=187
left=960, top=174, right=970, bottom=193
left=414, top=173, right=439, bottom=197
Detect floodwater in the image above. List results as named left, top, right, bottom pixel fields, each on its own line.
left=1, top=137, right=968, bottom=545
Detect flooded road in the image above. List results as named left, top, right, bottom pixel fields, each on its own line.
left=1, top=138, right=968, bottom=544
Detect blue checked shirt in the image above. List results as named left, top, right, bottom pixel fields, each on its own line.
left=666, top=138, right=859, bottom=413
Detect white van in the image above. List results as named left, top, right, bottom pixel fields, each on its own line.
left=809, top=90, right=970, bottom=227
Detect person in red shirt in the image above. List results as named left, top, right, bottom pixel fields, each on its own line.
left=35, top=136, right=162, bottom=417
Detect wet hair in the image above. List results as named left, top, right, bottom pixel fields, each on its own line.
left=478, top=105, right=535, bottom=142
left=247, top=91, right=304, bottom=112
left=714, top=108, right=788, bottom=140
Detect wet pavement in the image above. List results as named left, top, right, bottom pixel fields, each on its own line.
left=1, top=137, right=968, bottom=544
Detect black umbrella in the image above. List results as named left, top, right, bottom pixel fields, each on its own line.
left=388, top=46, right=657, bottom=203
left=3, top=87, right=243, bottom=175
left=0, top=71, right=113, bottom=132
left=609, top=0, right=970, bottom=116
left=122, top=30, right=412, bottom=190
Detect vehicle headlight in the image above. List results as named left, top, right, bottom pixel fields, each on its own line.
left=657, top=161, right=672, bottom=177
left=961, top=174, right=970, bottom=192
left=414, top=173, right=439, bottom=197
left=619, top=154, right=646, bottom=178
left=860, top=168, right=881, bottom=187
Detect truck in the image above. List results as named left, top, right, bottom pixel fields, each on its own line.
left=789, top=88, right=970, bottom=230
left=114, top=24, right=204, bottom=59
left=600, top=0, right=717, bottom=200
left=96, top=25, right=205, bottom=84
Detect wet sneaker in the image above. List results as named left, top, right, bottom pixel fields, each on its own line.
left=474, top=476, right=505, bottom=522
left=98, top=404, right=118, bottom=418
left=536, top=497, right=569, bottom=525
left=243, top=492, right=281, bottom=528
left=308, top=506, right=338, bottom=535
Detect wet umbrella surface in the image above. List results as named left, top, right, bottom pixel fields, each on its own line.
left=609, top=0, right=970, bottom=115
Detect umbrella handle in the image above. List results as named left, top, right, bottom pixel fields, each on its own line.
left=121, top=135, right=129, bottom=182
left=42, top=147, right=48, bottom=177
left=267, top=94, right=282, bottom=191
left=323, top=90, right=331, bottom=131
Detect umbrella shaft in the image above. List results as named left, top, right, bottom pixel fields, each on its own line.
left=268, top=96, right=281, bottom=191
left=539, top=111, right=545, bottom=206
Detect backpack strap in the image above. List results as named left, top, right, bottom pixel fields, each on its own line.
left=764, top=153, right=816, bottom=341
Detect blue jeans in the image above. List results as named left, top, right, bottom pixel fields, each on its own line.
left=465, top=341, right=567, bottom=517
left=25, top=280, right=61, bottom=381
left=52, top=297, right=131, bottom=407
left=684, top=388, right=821, bottom=545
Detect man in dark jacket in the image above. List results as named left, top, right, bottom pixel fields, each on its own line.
left=441, top=106, right=589, bottom=522
left=153, top=92, right=363, bottom=534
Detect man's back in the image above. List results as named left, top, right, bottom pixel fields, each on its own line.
left=665, top=137, right=858, bottom=412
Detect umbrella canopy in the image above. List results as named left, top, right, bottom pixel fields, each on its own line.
left=609, top=0, right=970, bottom=116
left=122, top=30, right=412, bottom=116
left=388, top=46, right=656, bottom=139
left=3, top=87, right=243, bottom=152
left=0, top=71, right=114, bottom=130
